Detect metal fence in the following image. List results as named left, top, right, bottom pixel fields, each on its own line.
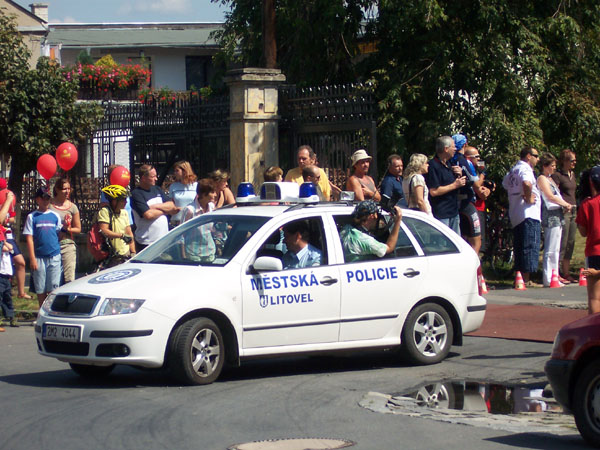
left=20, top=93, right=230, bottom=232
left=19, top=83, right=376, bottom=232
left=279, top=83, right=377, bottom=189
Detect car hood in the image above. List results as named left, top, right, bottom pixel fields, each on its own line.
left=559, top=312, right=600, bottom=335
left=55, top=262, right=221, bottom=299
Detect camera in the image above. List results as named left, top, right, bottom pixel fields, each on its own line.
left=483, top=179, right=496, bottom=191
left=380, top=191, right=402, bottom=215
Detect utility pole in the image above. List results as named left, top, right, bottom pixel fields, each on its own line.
left=262, top=0, right=276, bottom=68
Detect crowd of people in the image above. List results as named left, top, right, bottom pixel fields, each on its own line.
left=1, top=138, right=599, bottom=330
left=273, top=140, right=599, bottom=315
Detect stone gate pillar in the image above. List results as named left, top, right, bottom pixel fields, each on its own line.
left=225, top=68, right=286, bottom=193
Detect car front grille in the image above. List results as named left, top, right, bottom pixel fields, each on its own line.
left=42, top=340, right=90, bottom=356
left=51, top=294, right=100, bottom=315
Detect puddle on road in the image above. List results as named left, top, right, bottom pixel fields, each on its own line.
left=360, top=380, right=578, bottom=437
left=398, top=380, right=558, bottom=415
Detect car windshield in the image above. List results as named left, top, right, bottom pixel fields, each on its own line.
left=131, top=214, right=269, bottom=266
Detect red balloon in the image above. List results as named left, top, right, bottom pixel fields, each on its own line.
left=56, top=142, right=78, bottom=171
left=109, top=166, right=131, bottom=187
left=37, top=154, right=57, bottom=181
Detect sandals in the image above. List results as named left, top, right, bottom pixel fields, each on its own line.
left=558, top=276, right=571, bottom=285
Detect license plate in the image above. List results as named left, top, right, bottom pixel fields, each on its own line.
left=43, top=324, right=81, bottom=342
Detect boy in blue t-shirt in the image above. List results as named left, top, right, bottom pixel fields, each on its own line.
left=23, top=187, right=62, bottom=307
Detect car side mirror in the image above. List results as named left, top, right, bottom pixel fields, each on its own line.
left=252, top=256, right=283, bottom=272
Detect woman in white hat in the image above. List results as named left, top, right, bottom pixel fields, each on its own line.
left=346, top=149, right=381, bottom=202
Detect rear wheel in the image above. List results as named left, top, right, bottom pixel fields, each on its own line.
left=168, top=317, right=225, bottom=385
left=401, top=303, right=453, bottom=365
left=69, top=363, right=115, bottom=378
left=573, top=360, right=600, bottom=447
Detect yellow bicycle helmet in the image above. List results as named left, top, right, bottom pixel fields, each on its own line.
left=101, top=184, right=129, bottom=200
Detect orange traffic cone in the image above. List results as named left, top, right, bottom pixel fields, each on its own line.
left=480, top=274, right=489, bottom=294
left=514, top=271, right=526, bottom=290
left=550, top=269, right=561, bottom=288
left=579, top=268, right=588, bottom=287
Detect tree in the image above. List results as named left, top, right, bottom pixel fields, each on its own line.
left=369, top=0, right=600, bottom=181
left=0, top=11, right=103, bottom=199
left=214, top=0, right=600, bottom=183
left=535, top=1, right=600, bottom=170
left=211, top=0, right=373, bottom=86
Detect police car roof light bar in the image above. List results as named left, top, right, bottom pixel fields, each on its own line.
left=236, top=181, right=321, bottom=205
left=236, top=182, right=259, bottom=203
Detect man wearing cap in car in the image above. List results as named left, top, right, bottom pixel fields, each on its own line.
left=339, top=200, right=402, bottom=262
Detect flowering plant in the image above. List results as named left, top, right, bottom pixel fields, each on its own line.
left=64, top=62, right=151, bottom=93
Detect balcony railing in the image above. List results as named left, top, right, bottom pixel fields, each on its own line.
left=77, top=79, right=141, bottom=101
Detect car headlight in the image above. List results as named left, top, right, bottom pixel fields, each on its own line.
left=41, top=293, right=56, bottom=314
left=99, top=298, right=145, bottom=316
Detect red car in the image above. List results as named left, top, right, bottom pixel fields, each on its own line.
left=545, top=313, right=600, bottom=447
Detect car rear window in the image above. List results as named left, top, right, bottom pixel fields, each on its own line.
left=403, top=217, right=459, bottom=255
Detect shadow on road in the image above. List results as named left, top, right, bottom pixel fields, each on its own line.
left=1, top=348, right=462, bottom=389
left=485, top=432, right=586, bottom=449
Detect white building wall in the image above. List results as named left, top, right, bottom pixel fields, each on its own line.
left=92, top=135, right=131, bottom=178
left=149, top=49, right=187, bottom=90
left=114, top=141, right=130, bottom=169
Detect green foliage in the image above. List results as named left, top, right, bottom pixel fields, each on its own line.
left=211, top=0, right=374, bottom=86
left=0, top=11, right=104, bottom=197
left=215, top=0, right=600, bottom=186
left=94, top=54, right=118, bottom=68
left=75, top=50, right=94, bottom=65
left=367, top=0, right=552, bottom=181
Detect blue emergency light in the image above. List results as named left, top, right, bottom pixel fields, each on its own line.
left=298, top=182, right=320, bottom=203
left=236, top=182, right=259, bottom=203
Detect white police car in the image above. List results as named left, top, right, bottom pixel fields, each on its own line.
left=35, top=182, right=486, bottom=385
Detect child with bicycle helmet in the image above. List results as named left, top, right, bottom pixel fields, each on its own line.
left=98, top=185, right=135, bottom=259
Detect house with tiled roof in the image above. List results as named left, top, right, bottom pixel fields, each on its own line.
left=46, top=22, right=222, bottom=91
left=0, top=0, right=48, bottom=67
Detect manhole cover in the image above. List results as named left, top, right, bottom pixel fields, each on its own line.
left=228, top=438, right=355, bottom=450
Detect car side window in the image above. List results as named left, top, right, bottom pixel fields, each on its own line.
left=403, top=217, right=459, bottom=255
left=334, top=214, right=417, bottom=260
left=255, top=217, right=328, bottom=270
left=388, top=226, right=418, bottom=258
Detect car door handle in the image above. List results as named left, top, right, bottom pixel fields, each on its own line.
left=320, top=277, right=338, bottom=286
left=403, top=269, right=420, bottom=278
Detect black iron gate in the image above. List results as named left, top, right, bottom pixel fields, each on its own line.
left=127, top=95, right=230, bottom=185
left=279, top=83, right=377, bottom=189
left=77, top=94, right=229, bottom=231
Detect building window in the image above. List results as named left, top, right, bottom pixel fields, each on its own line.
left=185, top=56, right=210, bottom=90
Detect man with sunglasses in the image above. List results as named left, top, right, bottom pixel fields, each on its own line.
left=502, top=147, right=542, bottom=287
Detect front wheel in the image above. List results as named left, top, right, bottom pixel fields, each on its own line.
left=573, top=360, right=600, bottom=447
left=168, top=317, right=225, bottom=385
left=401, top=303, right=453, bottom=365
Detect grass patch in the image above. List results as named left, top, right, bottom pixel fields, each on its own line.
left=12, top=287, right=38, bottom=311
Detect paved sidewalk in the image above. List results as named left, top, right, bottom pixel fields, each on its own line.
left=468, top=283, right=589, bottom=343
left=484, top=282, right=587, bottom=308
